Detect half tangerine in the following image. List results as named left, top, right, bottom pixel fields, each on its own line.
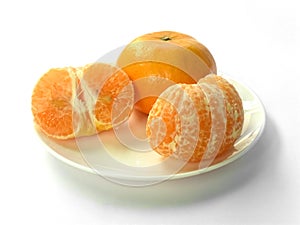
left=31, top=67, right=84, bottom=139
left=32, top=63, right=134, bottom=139
left=80, top=63, right=134, bottom=132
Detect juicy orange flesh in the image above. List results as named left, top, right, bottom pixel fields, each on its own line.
left=146, top=84, right=212, bottom=162
left=31, top=68, right=76, bottom=138
left=147, top=75, right=244, bottom=163
left=94, top=70, right=132, bottom=125
left=197, top=82, right=226, bottom=168
left=81, top=63, right=133, bottom=131
left=199, top=75, right=244, bottom=155
left=32, top=63, right=134, bottom=139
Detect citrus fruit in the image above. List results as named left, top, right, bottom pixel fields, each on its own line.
left=117, top=30, right=217, bottom=114
left=145, top=74, right=244, bottom=164
left=80, top=63, right=134, bottom=132
left=31, top=63, right=134, bottom=139
left=31, top=67, right=86, bottom=139
left=198, top=74, right=244, bottom=159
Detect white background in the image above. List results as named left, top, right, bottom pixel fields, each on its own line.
left=1, top=0, right=299, bottom=224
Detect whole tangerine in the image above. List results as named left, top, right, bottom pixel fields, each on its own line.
left=117, top=31, right=217, bottom=114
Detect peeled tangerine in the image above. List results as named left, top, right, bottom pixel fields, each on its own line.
left=31, top=63, right=134, bottom=139
left=146, top=74, right=244, bottom=165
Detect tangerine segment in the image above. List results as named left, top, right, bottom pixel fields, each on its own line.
left=198, top=75, right=244, bottom=155
left=146, top=84, right=211, bottom=162
left=31, top=67, right=80, bottom=139
left=198, top=82, right=227, bottom=168
left=81, top=63, right=134, bottom=132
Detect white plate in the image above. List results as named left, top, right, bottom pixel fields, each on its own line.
left=36, top=77, right=266, bottom=186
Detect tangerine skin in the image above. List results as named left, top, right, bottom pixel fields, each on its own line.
left=117, top=31, right=217, bottom=114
